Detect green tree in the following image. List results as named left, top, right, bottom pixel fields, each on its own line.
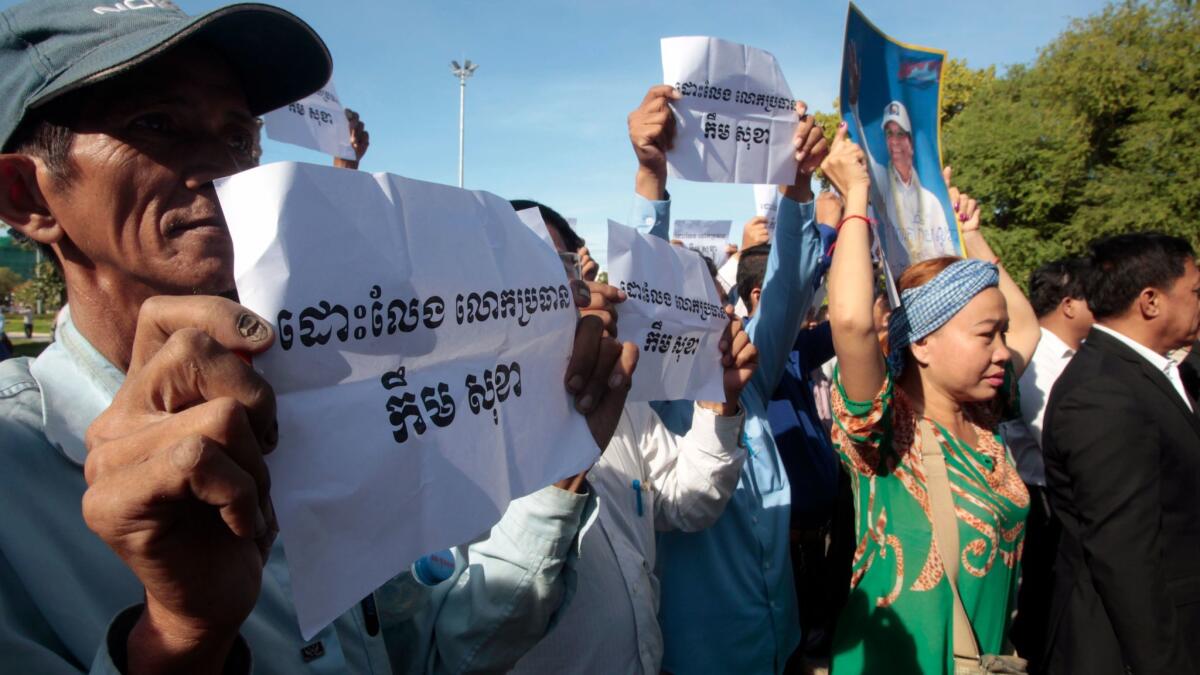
left=14, top=261, right=65, bottom=312
left=943, top=0, right=1200, bottom=285
left=0, top=266, right=21, bottom=304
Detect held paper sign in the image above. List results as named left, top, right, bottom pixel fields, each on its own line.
left=262, top=79, right=355, bottom=160
left=516, top=206, right=555, bottom=248
left=673, top=219, right=733, bottom=268
left=607, top=220, right=727, bottom=403
left=215, top=162, right=598, bottom=640
left=662, top=36, right=799, bottom=185
left=754, top=183, right=780, bottom=234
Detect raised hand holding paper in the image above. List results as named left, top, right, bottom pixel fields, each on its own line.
left=661, top=36, right=799, bottom=185
left=262, top=78, right=356, bottom=161
left=214, top=163, right=598, bottom=640
left=673, top=219, right=733, bottom=268
left=753, top=183, right=780, bottom=233
left=607, top=220, right=727, bottom=402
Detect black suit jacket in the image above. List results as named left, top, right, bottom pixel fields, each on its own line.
left=1042, top=328, right=1200, bottom=674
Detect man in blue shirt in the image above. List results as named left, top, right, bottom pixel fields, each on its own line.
left=0, top=2, right=635, bottom=672
left=625, top=85, right=829, bottom=673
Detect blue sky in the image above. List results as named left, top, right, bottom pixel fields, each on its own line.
left=8, top=0, right=1113, bottom=265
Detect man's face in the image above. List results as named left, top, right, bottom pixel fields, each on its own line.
left=884, top=121, right=913, bottom=177
left=39, top=44, right=258, bottom=298
left=1159, top=258, right=1200, bottom=349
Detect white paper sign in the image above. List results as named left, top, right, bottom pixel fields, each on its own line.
left=753, top=183, right=780, bottom=234
left=607, top=220, right=727, bottom=403
left=262, top=79, right=355, bottom=160
left=673, top=219, right=733, bottom=268
left=661, top=36, right=799, bottom=184
left=516, top=206, right=555, bottom=249
left=215, top=162, right=598, bottom=640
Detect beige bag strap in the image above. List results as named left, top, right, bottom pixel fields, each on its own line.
left=919, top=418, right=983, bottom=663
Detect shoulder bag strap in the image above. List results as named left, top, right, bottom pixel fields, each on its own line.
left=919, top=418, right=983, bottom=662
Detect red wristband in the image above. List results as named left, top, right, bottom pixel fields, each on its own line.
left=837, top=214, right=870, bottom=231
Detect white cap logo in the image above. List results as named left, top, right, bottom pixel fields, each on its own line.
left=93, top=0, right=178, bottom=15
left=881, top=100, right=911, bottom=135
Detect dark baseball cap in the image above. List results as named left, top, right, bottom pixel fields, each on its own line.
left=0, top=0, right=333, bottom=151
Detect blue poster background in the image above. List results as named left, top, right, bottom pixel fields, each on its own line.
left=839, top=3, right=962, bottom=269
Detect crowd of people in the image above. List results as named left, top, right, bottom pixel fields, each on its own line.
left=0, top=2, right=1197, bottom=674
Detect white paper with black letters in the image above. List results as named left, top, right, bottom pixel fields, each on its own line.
left=607, top=219, right=727, bottom=403
left=753, top=183, right=780, bottom=234
left=215, top=162, right=598, bottom=640
left=673, top=219, right=733, bottom=268
left=262, top=78, right=356, bottom=160
left=661, top=36, right=798, bottom=184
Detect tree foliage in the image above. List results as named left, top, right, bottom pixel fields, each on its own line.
left=0, top=267, right=21, bottom=303
left=13, top=261, right=65, bottom=311
left=945, top=0, right=1200, bottom=286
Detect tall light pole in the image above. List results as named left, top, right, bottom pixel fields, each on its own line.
left=450, top=59, right=478, bottom=188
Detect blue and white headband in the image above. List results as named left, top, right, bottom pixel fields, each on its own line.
left=886, top=259, right=1000, bottom=377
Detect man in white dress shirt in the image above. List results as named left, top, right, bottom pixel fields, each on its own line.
left=509, top=202, right=754, bottom=674
left=1001, top=257, right=1093, bottom=670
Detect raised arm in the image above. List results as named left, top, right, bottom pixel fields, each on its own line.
left=332, top=108, right=369, bottom=170
left=946, top=168, right=1040, bottom=377
left=823, top=124, right=887, bottom=402
left=626, top=85, right=679, bottom=240
left=742, top=104, right=827, bottom=397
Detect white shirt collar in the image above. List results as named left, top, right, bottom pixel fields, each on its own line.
left=1093, top=323, right=1174, bottom=372
left=1038, top=326, right=1076, bottom=360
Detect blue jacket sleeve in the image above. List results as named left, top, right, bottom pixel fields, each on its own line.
left=630, top=193, right=671, bottom=241
left=745, top=196, right=820, bottom=399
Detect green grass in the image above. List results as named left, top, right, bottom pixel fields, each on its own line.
left=4, top=313, right=54, bottom=336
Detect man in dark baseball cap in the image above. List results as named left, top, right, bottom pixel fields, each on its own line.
left=0, top=1, right=618, bottom=673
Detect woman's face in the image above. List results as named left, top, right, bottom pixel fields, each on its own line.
left=911, top=287, right=1010, bottom=402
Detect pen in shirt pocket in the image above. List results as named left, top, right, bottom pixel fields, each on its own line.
left=631, top=479, right=645, bottom=517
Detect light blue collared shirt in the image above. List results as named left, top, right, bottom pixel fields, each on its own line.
left=0, top=308, right=591, bottom=674
left=633, top=194, right=822, bottom=673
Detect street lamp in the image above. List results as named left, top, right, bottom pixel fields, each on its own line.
left=450, top=59, right=479, bottom=188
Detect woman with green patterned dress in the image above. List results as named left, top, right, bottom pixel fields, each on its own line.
left=819, top=126, right=1041, bottom=674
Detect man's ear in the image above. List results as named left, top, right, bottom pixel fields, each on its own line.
left=0, top=154, right=61, bottom=246
left=1061, top=296, right=1077, bottom=320
left=1137, top=287, right=1161, bottom=320
left=749, top=286, right=762, bottom=311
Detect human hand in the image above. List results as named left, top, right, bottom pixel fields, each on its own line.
left=725, top=243, right=739, bottom=259
left=564, top=309, right=639, bottom=451
left=333, top=108, right=370, bottom=169
left=576, top=280, right=627, bottom=338
left=741, top=216, right=771, bottom=251
left=629, top=85, right=680, bottom=199
left=782, top=102, right=828, bottom=202
left=578, top=246, right=600, bottom=282
left=820, top=124, right=871, bottom=199
left=83, top=296, right=278, bottom=673
left=698, top=308, right=758, bottom=415
left=943, top=166, right=981, bottom=235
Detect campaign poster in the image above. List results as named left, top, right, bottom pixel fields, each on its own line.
left=840, top=4, right=963, bottom=275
